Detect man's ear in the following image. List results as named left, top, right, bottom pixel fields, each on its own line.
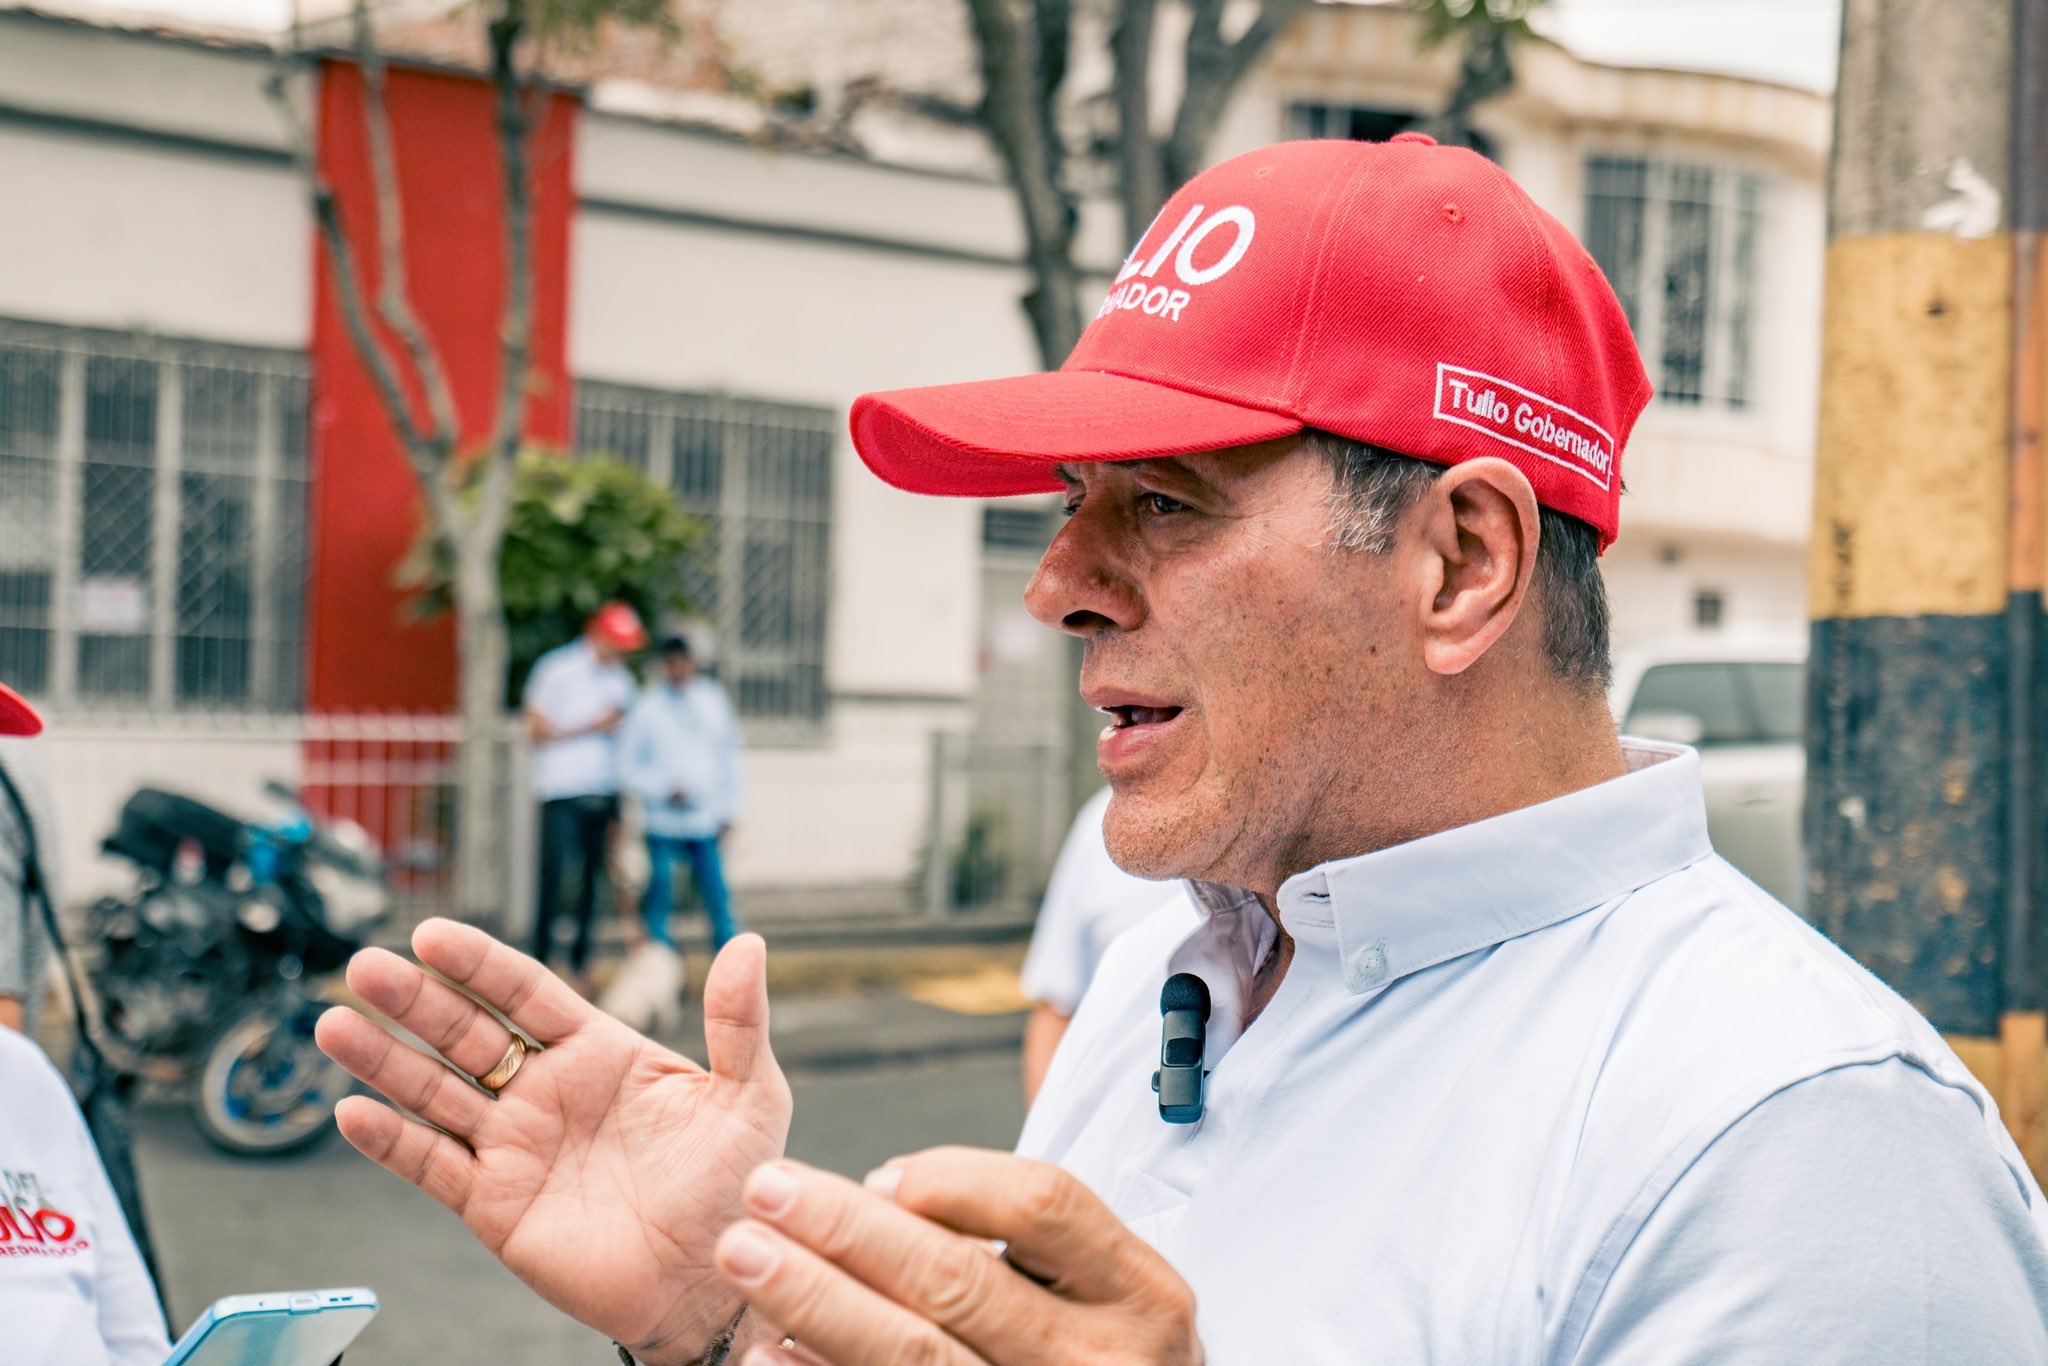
left=1408, top=458, right=1541, bottom=677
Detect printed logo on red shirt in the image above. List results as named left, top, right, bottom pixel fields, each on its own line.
left=1432, top=363, right=1617, bottom=490
left=0, top=1170, right=88, bottom=1259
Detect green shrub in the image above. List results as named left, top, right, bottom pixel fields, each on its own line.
left=401, top=449, right=704, bottom=703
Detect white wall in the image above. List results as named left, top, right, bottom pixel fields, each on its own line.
left=1604, top=534, right=1810, bottom=655
left=575, top=114, right=1025, bottom=264
left=0, top=14, right=290, bottom=150
left=35, top=716, right=304, bottom=904
left=0, top=16, right=309, bottom=347
left=721, top=695, right=970, bottom=890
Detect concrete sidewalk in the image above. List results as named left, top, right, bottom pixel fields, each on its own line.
left=440, top=896, right=1038, bottom=956
left=669, top=991, right=1027, bottom=1074
left=649, top=938, right=1033, bottom=1073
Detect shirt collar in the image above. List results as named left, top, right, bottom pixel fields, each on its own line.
left=1270, top=739, right=1711, bottom=994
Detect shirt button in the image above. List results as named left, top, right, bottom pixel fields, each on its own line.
left=1346, top=941, right=1389, bottom=991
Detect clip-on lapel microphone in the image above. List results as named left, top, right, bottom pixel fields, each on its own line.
left=1151, top=972, right=1210, bottom=1124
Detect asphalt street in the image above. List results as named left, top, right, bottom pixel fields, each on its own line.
left=131, top=1000, right=1028, bottom=1364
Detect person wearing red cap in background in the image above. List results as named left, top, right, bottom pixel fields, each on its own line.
left=316, top=138, right=2048, bottom=1363
left=524, top=602, right=646, bottom=989
left=0, top=683, right=171, bottom=1364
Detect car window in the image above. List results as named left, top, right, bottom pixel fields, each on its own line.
left=1743, top=663, right=1806, bottom=743
left=1626, top=663, right=1750, bottom=744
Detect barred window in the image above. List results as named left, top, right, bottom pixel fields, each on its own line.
left=1287, top=102, right=1419, bottom=144
left=1585, top=157, right=1762, bottom=409
left=574, top=382, right=833, bottom=732
left=1287, top=102, right=1495, bottom=160
left=0, top=319, right=308, bottom=713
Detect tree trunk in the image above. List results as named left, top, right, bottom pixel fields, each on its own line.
left=1112, top=0, right=1163, bottom=247
left=965, top=0, right=1085, bottom=367
left=451, top=522, right=511, bottom=923
left=1163, top=0, right=1309, bottom=196
left=1420, top=23, right=1518, bottom=150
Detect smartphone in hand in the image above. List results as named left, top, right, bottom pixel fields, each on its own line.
left=161, top=1288, right=377, bottom=1366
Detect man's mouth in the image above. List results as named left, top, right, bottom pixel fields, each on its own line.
left=1098, top=704, right=1184, bottom=735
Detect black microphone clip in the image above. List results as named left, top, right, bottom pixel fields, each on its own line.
left=1151, top=972, right=1210, bottom=1124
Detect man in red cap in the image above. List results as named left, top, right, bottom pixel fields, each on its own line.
left=523, top=602, right=646, bottom=987
left=317, top=138, right=2048, bottom=1361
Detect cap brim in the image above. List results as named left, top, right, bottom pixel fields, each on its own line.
left=850, top=371, right=1304, bottom=497
left=0, top=683, right=42, bottom=737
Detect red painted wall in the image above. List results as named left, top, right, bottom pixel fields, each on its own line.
left=307, top=61, right=576, bottom=711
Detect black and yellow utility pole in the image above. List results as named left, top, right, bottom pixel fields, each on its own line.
left=1810, top=0, right=2048, bottom=1172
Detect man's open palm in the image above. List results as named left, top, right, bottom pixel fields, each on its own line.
left=315, top=920, right=792, bottom=1362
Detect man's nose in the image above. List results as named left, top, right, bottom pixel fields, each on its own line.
left=1024, top=510, right=1144, bottom=637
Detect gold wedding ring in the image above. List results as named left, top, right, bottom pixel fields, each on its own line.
left=474, top=1034, right=530, bottom=1093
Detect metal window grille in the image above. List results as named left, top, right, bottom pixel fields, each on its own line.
left=1286, top=102, right=1420, bottom=144
left=982, top=504, right=1053, bottom=552
left=1584, top=157, right=1763, bottom=410
left=574, top=382, right=834, bottom=734
left=1285, top=102, right=1499, bottom=159
left=0, top=318, right=309, bottom=714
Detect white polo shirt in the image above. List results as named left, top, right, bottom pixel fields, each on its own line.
left=1019, top=741, right=2048, bottom=1363
left=524, top=640, right=637, bottom=802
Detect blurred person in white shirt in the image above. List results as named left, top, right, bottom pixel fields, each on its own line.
left=1019, top=788, right=1191, bottom=1101
left=523, top=602, right=645, bottom=985
left=619, top=635, right=746, bottom=956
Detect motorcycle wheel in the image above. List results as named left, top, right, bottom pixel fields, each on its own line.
left=192, top=996, right=347, bottom=1157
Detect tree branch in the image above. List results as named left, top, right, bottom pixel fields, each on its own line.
left=264, top=56, right=459, bottom=534
left=352, top=0, right=464, bottom=455
left=1163, top=0, right=1309, bottom=193
left=964, top=0, right=1083, bottom=367
left=1111, top=0, right=1162, bottom=246
left=1423, top=22, right=1517, bottom=148
left=487, top=2, right=535, bottom=466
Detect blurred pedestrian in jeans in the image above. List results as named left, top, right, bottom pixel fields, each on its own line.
left=524, top=602, right=644, bottom=988
left=619, top=635, right=744, bottom=954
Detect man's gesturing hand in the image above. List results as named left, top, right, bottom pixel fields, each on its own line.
left=711, top=1147, right=1202, bottom=1366
left=315, top=919, right=793, bottom=1365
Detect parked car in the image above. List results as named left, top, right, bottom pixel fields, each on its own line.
left=1611, top=637, right=1807, bottom=910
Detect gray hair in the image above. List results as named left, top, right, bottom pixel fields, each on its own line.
left=1302, top=429, right=1612, bottom=692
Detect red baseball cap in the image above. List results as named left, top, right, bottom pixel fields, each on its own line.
left=851, top=135, right=1652, bottom=547
left=0, top=682, right=42, bottom=737
left=588, top=601, right=648, bottom=652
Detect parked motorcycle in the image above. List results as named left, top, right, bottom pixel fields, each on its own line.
left=80, top=782, right=392, bottom=1157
